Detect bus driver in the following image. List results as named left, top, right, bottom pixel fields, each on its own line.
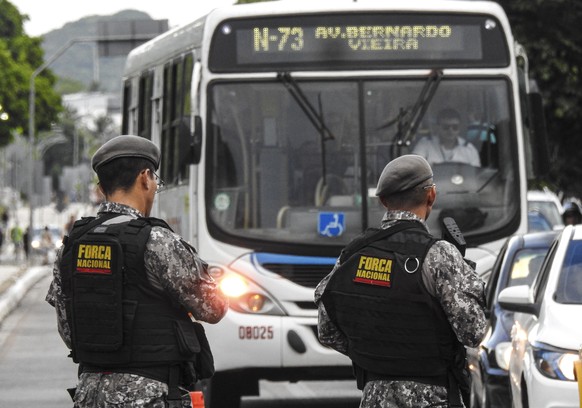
left=412, top=108, right=481, bottom=167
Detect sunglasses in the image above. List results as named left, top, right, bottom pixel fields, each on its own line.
left=152, top=171, right=165, bottom=193
left=440, top=123, right=460, bottom=132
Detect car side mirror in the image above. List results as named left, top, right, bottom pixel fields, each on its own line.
left=498, top=285, right=539, bottom=315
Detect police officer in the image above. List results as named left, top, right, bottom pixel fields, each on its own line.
left=315, top=154, right=486, bottom=407
left=46, top=135, right=229, bottom=407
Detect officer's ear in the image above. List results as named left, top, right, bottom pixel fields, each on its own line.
left=426, top=185, right=436, bottom=208
left=139, top=168, right=154, bottom=192
left=379, top=196, right=389, bottom=209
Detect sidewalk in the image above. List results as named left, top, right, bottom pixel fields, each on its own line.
left=0, top=202, right=99, bottom=324
left=0, top=247, right=52, bottom=323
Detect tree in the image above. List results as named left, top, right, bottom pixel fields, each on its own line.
left=497, top=0, right=582, bottom=196
left=0, top=0, right=62, bottom=147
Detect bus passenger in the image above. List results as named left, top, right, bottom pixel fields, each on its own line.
left=46, top=135, right=228, bottom=407
left=412, top=108, right=481, bottom=167
left=315, top=154, right=486, bottom=407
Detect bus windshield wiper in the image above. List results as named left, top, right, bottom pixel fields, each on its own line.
left=277, top=72, right=336, bottom=141
left=278, top=72, right=337, bottom=193
left=378, top=69, right=442, bottom=155
left=402, top=69, right=443, bottom=145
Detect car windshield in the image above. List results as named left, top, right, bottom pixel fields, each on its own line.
left=555, top=239, right=582, bottom=304
left=527, top=200, right=563, bottom=228
left=207, top=78, right=518, bottom=252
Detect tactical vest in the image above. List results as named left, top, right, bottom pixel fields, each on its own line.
left=60, top=214, right=210, bottom=384
left=321, top=221, right=460, bottom=387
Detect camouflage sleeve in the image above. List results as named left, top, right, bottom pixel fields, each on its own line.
left=45, top=246, right=72, bottom=349
left=423, top=240, right=487, bottom=347
left=145, top=227, right=228, bottom=324
left=314, top=262, right=349, bottom=355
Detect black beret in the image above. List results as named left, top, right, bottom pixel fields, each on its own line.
left=91, top=135, right=161, bottom=171
left=375, top=154, right=433, bottom=196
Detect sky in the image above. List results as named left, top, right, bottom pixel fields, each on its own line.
left=9, top=0, right=238, bottom=36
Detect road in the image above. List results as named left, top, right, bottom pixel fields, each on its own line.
left=0, top=273, right=361, bottom=407
left=0, top=269, right=76, bottom=407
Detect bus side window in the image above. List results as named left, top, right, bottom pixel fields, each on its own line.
left=161, top=54, right=194, bottom=184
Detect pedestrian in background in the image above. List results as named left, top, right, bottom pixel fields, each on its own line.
left=22, top=226, right=29, bottom=261
left=10, top=223, right=23, bottom=261
left=46, top=135, right=229, bottom=407
left=40, top=226, right=53, bottom=264
left=315, top=154, right=487, bottom=407
left=64, top=214, right=76, bottom=234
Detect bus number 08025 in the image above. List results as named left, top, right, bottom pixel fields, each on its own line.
left=239, top=325, right=274, bottom=340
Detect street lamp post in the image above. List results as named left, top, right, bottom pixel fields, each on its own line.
left=28, top=37, right=100, bottom=258
left=27, top=34, right=157, bottom=257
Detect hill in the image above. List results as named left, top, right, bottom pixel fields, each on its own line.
left=41, top=9, right=161, bottom=95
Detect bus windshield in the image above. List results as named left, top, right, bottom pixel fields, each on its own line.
left=207, top=77, right=518, bottom=254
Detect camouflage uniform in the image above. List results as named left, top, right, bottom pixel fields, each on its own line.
left=46, top=202, right=229, bottom=407
left=315, top=210, right=487, bottom=408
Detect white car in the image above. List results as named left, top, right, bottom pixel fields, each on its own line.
left=527, top=189, right=564, bottom=230
left=498, top=225, right=582, bottom=408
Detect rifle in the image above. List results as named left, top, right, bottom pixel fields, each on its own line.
left=441, top=216, right=474, bottom=407
left=441, top=217, right=476, bottom=270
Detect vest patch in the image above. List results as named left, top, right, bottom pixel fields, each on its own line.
left=353, top=255, right=393, bottom=287
left=76, top=244, right=112, bottom=274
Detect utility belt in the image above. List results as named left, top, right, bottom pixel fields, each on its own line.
left=354, top=364, right=448, bottom=390
left=355, top=364, right=467, bottom=408
left=80, top=363, right=186, bottom=385
left=70, top=363, right=193, bottom=407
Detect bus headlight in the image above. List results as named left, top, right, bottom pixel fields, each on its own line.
left=218, top=272, right=285, bottom=316
left=220, top=275, right=247, bottom=297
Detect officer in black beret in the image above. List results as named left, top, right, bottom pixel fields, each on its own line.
left=91, top=134, right=161, bottom=172
left=47, top=135, right=228, bottom=407
left=316, top=154, right=486, bottom=408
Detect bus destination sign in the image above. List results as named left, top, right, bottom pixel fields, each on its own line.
left=209, top=13, right=509, bottom=72
left=246, top=24, right=471, bottom=60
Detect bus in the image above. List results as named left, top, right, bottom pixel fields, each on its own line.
left=121, top=1, right=548, bottom=406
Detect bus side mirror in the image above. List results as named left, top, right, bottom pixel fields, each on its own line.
left=192, top=115, right=203, bottom=164
left=527, top=92, right=550, bottom=178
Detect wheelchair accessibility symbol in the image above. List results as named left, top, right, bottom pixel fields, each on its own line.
left=318, top=212, right=345, bottom=237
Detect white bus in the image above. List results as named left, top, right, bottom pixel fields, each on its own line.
left=121, top=1, right=547, bottom=406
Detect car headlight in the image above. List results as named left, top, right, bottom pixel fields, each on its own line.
left=494, top=341, right=512, bottom=371
left=533, top=344, right=578, bottom=381
left=211, top=267, right=285, bottom=316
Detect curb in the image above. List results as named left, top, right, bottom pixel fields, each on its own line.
left=0, top=265, right=51, bottom=323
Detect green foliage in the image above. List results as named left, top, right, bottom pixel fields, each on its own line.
left=0, top=1, right=62, bottom=147
left=498, top=0, right=582, bottom=196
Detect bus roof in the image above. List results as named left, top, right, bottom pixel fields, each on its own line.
left=124, top=0, right=511, bottom=78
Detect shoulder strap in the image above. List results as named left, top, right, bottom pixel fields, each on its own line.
left=144, top=216, right=174, bottom=232
left=62, top=213, right=119, bottom=248
left=339, top=221, right=421, bottom=263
